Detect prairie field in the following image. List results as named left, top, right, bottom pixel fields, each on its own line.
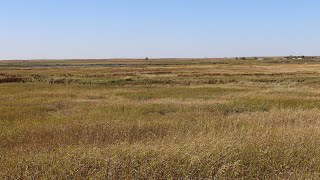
left=2, top=59, right=320, bottom=179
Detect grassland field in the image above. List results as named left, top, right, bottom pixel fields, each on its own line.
left=2, top=58, right=320, bottom=179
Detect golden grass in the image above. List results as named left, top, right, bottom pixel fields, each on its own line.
left=1, top=59, right=320, bottom=179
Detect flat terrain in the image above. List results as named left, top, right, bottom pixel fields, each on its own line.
left=2, top=59, right=320, bottom=179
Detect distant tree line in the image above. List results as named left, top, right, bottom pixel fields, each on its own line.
left=284, top=56, right=316, bottom=59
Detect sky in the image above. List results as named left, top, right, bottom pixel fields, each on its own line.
left=0, top=0, right=319, bottom=60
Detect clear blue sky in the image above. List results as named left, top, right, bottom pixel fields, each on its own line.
left=1, top=0, right=319, bottom=59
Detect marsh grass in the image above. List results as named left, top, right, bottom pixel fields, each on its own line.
left=2, top=60, right=320, bottom=179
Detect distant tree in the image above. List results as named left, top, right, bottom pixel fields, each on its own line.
left=145, top=57, right=151, bottom=64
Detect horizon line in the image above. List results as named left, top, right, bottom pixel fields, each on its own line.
left=1, top=55, right=320, bottom=61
